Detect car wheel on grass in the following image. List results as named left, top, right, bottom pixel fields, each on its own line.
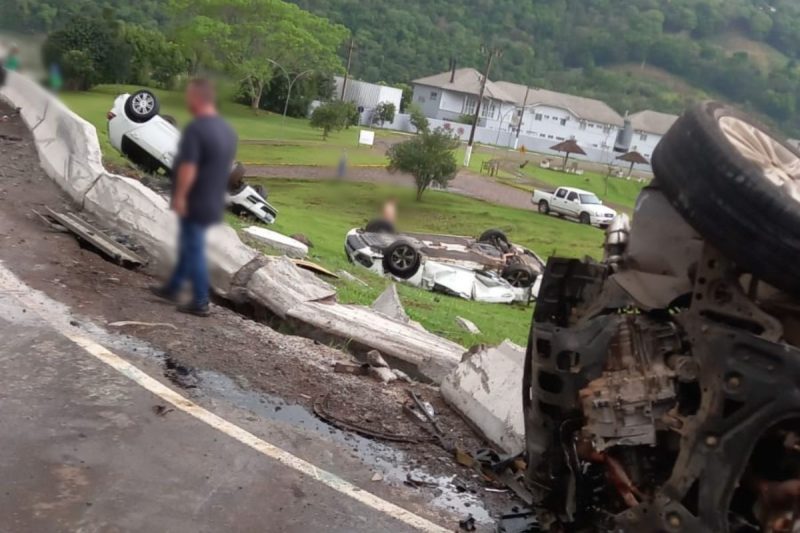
left=365, top=219, right=396, bottom=234
left=382, top=240, right=421, bottom=279
left=501, top=263, right=537, bottom=288
left=538, top=200, right=550, bottom=214
left=653, top=101, right=800, bottom=296
left=579, top=212, right=591, bottom=225
left=478, top=229, right=511, bottom=253
left=124, top=90, right=160, bottom=123
left=252, top=184, right=267, bottom=200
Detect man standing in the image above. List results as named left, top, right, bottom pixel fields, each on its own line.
left=151, top=79, right=237, bottom=316
left=3, top=45, right=20, bottom=71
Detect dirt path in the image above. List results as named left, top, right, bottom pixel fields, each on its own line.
left=246, top=164, right=536, bottom=211
left=0, top=101, right=511, bottom=527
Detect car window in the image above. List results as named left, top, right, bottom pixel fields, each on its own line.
left=567, top=192, right=579, bottom=202
left=580, top=194, right=601, bottom=205
left=555, top=189, right=567, bottom=199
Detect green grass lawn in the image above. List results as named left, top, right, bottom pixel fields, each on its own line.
left=60, top=84, right=402, bottom=167
left=229, top=178, right=605, bottom=346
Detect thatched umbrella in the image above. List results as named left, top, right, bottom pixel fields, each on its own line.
left=550, top=139, right=587, bottom=170
left=616, top=150, right=650, bottom=176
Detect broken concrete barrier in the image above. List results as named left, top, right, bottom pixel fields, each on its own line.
left=440, top=340, right=526, bottom=454
left=243, top=226, right=308, bottom=258
left=455, top=316, right=481, bottom=335
left=371, top=283, right=409, bottom=323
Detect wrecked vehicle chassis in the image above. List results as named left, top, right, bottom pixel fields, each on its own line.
left=523, top=102, right=800, bottom=532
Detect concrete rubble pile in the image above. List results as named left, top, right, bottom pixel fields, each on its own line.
left=0, top=70, right=463, bottom=383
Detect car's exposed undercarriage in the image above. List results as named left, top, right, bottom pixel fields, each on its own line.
left=523, top=102, right=800, bottom=532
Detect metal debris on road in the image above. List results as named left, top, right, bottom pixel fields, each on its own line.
left=152, top=404, right=175, bottom=417
left=43, top=207, right=144, bottom=268
left=108, top=321, right=178, bottom=330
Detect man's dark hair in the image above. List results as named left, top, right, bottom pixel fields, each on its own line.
left=188, top=78, right=216, bottom=104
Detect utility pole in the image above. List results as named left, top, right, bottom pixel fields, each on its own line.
left=464, top=46, right=502, bottom=167
left=515, top=84, right=530, bottom=149
left=341, top=38, right=355, bottom=100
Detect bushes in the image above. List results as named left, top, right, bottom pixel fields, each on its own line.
left=310, top=100, right=359, bottom=139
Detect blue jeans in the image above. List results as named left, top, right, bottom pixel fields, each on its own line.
left=165, top=219, right=209, bottom=306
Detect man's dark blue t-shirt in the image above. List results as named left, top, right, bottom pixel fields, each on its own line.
left=173, top=115, right=238, bottom=226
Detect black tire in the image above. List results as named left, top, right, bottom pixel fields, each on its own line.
left=124, top=90, right=160, bottom=123
left=382, top=240, right=421, bottom=279
left=228, top=162, right=247, bottom=191
left=0, top=66, right=6, bottom=87
left=501, top=263, right=537, bottom=288
left=252, top=184, right=267, bottom=200
left=478, top=229, right=511, bottom=253
left=161, top=114, right=177, bottom=127
left=579, top=212, right=591, bottom=225
left=653, top=101, right=800, bottom=296
left=538, top=200, right=550, bottom=214
left=365, top=219, right=396, bottom=234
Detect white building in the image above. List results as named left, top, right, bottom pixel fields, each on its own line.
left=628, top=110, right=679, bottom=159
left=411, top=68, right=517, bottom=129
left=333, top=76, right=403, bottom=115
left=494, top=81, right=624, bottom=152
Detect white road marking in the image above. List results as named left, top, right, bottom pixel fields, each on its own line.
left=0, top=264, right=449, bottom=532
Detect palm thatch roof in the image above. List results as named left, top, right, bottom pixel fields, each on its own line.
left=550, top=139, right=587, bottom=155
left=616, top=150, right=650, bottom=165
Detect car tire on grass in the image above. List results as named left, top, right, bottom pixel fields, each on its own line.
left=538, top=200, right=550, bottom=214
left=252, top=184, right=268, bottom=200
left=653, top=101, right=800, bottom=296
left=501, top=263, right=537, bottom=288
left=382, top=240, right=421, bottom=279
left=124, top=90, right=160, bottom=123
left=579, top=212, right=591, bottom=225
left=365, top=219, right=396, bottom=234
left=478, top=229, right=511, bottom=252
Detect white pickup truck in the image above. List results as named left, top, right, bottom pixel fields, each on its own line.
left=531, top=186, right=617, bottom=228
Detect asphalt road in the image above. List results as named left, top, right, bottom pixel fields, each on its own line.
left=0, top=266, right=449, bottom=533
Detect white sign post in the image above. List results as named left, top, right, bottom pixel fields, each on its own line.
left=358, top=130, right=375, bottom=147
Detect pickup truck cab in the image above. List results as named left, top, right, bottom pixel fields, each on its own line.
left=531, top=186, right=617, bottom=228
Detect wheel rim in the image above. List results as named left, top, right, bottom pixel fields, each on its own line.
left=131, top=93, right=155, bottom=115
left=506, top=270, right=532, bottom=288
left=390, top=246, right=416, bottom=271
left=719, top=116, right=800, bottom=203
left=539, top=203, right=547, bottom=213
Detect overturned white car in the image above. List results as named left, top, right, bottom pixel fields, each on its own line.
left=345, top=222, right=545, bottom=304
left=106, top=89, right=278, bottom=224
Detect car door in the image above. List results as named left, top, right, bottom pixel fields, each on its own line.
left=552, top=188, right=569, bottom=214
left=565, top=191, right=581, bottom=216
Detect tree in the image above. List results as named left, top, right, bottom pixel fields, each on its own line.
left=407, top=103, right=429, bottom=133
left=387, top=128, right=459, bottom=200
left=122, top=24, right=186, bottom=87
left=310, top=100, right=354, bottom=139
left=42, top=15, right=132, bottom=88
left=60, top=49, right=96, bottom=90
left=372, top=102, right=396, bottom=126
left=170, top=0, right=348, bottom=109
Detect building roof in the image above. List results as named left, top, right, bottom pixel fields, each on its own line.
left=412, top=68, right=517, bottom=103
left=629, top=110, right=679, bottom=135
left=494, top=81, right=625, bottom=127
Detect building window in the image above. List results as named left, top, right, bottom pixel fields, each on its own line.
left=589, top=123, right=595, bottom=128
left=556, top=136, right=565, bottom=141
left=464, top=97, right=477, bottom=115
left=430, top=91, right=438, bottom=98
left=640, top=133, right=649, bottom=141
left=580, top=121, right=587, bottom=130
left=539, top=134, right=546, bottom=138
left=603, top=125, right=612, bottom=133
left=560, top=118, right=567, bottom=126
left=544, top=115, right=550, bottom=119
left=548, top=134, right=554, bottom=139
left=417, top=96, right=426, bottom=103
left=535, top=113, right=543, bottom=121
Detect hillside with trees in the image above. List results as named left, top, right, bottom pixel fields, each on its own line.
left=4, top=0, right=800, bottom=132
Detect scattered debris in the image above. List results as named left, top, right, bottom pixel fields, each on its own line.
left=455, top=447, right=476, bottom=468
left=370, top=472, right=383, bottom=482
left=455, top=316, right=481, bottom=335
left=291, top=258, right=338, bottom=278
left=108, top=321, right=178, bottom=330
left=0, top=133, right=21, bottom=142
left=164, top=357, right=200, bottom=389
left=243, top=226, right=308, bottom=258
left=152, top=404, right=175, bottom=417
left=312, top=392, right=425, bottom=444
left=43, top=207, right=144, bottom=268
left=404, top=473, right=438, bottom=489
left=497, top=510, right=539, bottom=532
left=337, top=269, right=368, bottom=287
left=391, top=368, right=412, bottom=383
left=371, top=283, right=409, bottom=323
left=366, top=349, right=397, bottom=383
left=332, top=362, right=369, bottom=376
left=459, top=515, right=477, bottom=531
